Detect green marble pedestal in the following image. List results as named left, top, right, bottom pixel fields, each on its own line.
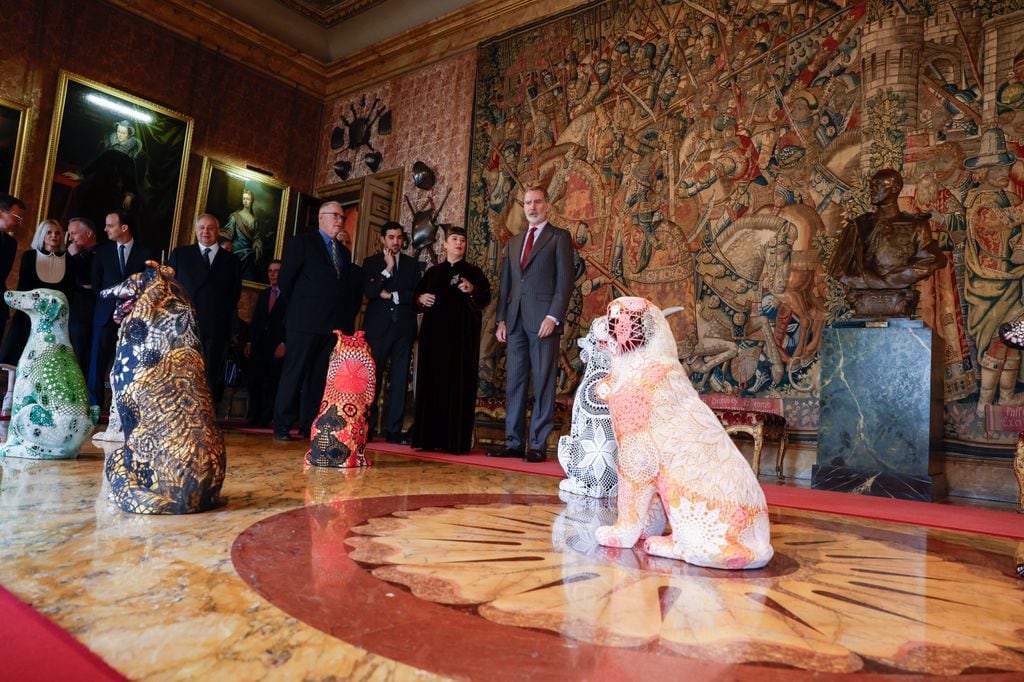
left=812, top=319, right=946, bottom=501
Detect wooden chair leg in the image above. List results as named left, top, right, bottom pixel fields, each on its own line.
left=1015, top=433, right=1024, bottom=514
left=751, top=423, right=764, bottom=478
left=775, top=431, right=788, bottom=481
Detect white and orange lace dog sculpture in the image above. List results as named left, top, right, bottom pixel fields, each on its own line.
left=593, top=297, right=773, bottom=569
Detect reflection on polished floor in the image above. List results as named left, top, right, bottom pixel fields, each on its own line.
left=2, top=432, right=1024, bottom=680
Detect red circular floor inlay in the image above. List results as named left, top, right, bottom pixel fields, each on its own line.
left=231, top=493, right=1024, bottom=681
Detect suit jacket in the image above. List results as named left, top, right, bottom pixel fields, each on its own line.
left=91, top=240, right=156, bottom=327
left=278, top=231, right=361, bottom=335
left=248, top=286, right=287, bottom=354
left=361, top=251, right=420, bottom=340
left=0, top=232, right=17, bottom=321
left=496, top=222, right=574, bottom=334
left=168, top=244, right=242, bottom=340
left=69, top=247, right=97, bottom=326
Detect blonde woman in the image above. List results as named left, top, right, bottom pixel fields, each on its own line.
left=0, top=219, right=76, bottom=363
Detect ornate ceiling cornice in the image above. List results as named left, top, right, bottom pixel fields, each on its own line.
left=274, top=0, right=385, bottom=27
left=322, top=0, right=585, bottom=99
left=105, top=0, right=587, bottom=99
left=104, top=0, right=328, bottom=96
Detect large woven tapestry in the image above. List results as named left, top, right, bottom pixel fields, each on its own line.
left=467, top=0, right=1024, bottom=449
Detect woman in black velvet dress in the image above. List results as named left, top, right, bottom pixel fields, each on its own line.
left=412, top=227, right=491, bottom=453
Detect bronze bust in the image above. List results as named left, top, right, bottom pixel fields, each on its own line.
left=828, top=169, right=947, bottom=317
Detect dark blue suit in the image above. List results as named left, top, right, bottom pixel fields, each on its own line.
left=272, top=231, right=361, bottom=436
left=88, top=240, right=155, bottom=407
left=247, top=285, right=287, bottom=426
left=168, top=243, right=242, bottom=401
left=361, top=251, right=421, bottom=438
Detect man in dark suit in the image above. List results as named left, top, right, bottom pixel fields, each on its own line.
left=245, top=259, right=286, bottom=427
left=493, top=187, right=574, bottom=463
left=340, top=227, right=362, bottom=334
left=67, top=217, right=99, bottom=375
left=168, top=213, right=243, bottom=402
left=361, top=221, right=421, bottom=443
left=272, top=201, right=362, bottom=440
left=0, top=195, right=25, bottom=346
left=88, top=209, right=156, bottom=408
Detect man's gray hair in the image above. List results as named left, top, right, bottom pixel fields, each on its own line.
left=196, top=213, right=220, bottom=228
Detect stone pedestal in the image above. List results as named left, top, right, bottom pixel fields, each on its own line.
left=813, top=319, right=946, bottom=501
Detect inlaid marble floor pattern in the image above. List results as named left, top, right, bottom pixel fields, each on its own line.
left=1, top=433, right=1022, bottom=680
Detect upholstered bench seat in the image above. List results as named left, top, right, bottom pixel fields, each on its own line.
left=713, top=409, right=788, bottom=480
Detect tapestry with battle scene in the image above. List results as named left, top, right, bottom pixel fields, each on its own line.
left=466, top=0, right=1024, bottom=450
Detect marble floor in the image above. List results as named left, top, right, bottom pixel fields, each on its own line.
left=2, top=432, right=1024, bottom=680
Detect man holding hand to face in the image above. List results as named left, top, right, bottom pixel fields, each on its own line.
left=361, top=221, right=420, bottom=443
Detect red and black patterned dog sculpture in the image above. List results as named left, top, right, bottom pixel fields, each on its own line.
left=306, top=330, right=376, bottom=468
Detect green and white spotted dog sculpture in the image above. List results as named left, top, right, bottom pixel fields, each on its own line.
left=0, top=289, right=97, bottom=459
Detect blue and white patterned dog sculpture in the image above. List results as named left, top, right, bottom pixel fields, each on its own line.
left=0, top=289, right=96, bottom=459
left=557, top=316, right=618, bottom=498
left=101, top=262, right=225, bottom=514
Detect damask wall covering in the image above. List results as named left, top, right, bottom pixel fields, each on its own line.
left=318, top=52, right=477, bottom=232
left=466, top=0, right=1024, bottom=456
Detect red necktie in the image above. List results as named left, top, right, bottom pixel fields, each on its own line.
left=520, top=227, right=537, bottom=269
left=268, top=287, right=279, bottom=312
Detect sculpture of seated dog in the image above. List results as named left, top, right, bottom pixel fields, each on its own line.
left=0, top=289, right=96, bottom=459
left=558, top=316, right=618, bottom=498
left=306, top=330, right=376, bottom=468
left=594, top=297, right=773, bottom=570
left=101, top=262, right=225, bottom=514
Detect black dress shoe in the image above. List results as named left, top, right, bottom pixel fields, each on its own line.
left=273, top=431, right=292, bottom=441
left=488, top=446, right=523, bottom=458
left=386, top=433, right=410, bottom=445
left=523, top=449, right=547, bottom=463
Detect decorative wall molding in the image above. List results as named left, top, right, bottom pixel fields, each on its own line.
left=321, top=0, right=587, bottom=99
left=104, top=0, right=328, bottom=95
left=104, top=0, right=587, bottom=98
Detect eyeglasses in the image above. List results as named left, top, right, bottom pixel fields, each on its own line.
left=320, top=212, right=344, bottom=220
left=3, top=212, right=23, bottom=223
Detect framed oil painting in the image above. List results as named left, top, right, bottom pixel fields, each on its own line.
left=0, top=97, right=29, bottom=197
left=39, top=71, right=193, bottom=255
left=196, top=157, right=290, bottom=287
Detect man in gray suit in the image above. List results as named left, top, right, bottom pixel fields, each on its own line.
left=492, top=187, right=574, bottom=463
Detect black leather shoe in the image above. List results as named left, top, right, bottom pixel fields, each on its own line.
left=488, top=446, right=523, bottom=458
left=273, top=431, right=292, bottom=441
left=523, top=449, right=547, bottom=463
left=386, top=433, right=410, bottom=445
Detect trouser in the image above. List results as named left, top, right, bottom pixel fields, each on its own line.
left=366, top=327, right=414, bottom=436
left=504, top=318, right=560, bottom=451
left=273, top=330, right=334, bottom=435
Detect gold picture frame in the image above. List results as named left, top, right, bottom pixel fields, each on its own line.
left=196, top=157, right=290, bottom=288
left=39, top=70, right=193, bottom=254
left=0, top=96, right=29, bottom=197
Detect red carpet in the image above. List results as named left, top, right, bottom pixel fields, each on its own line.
left=368, top=441, right=566, bottom=476
left=372, top=443, right=1024, bottom=540
left=0, top=584, right=125, bottom=681
left=760, top=485, right=1024, bottom=540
